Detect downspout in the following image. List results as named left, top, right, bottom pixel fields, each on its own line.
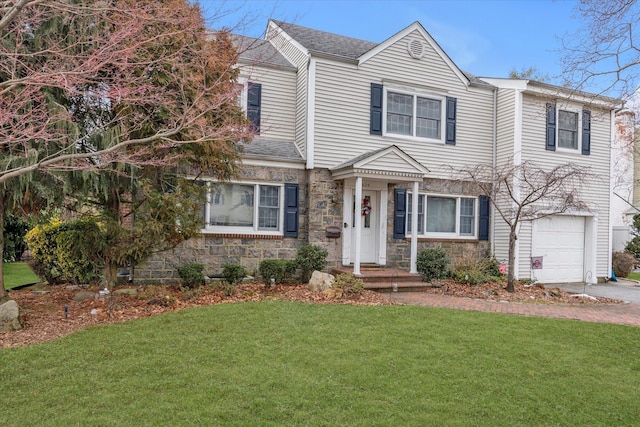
left=491, top=86, right=497, bottom=256
left=608, top=109, right=616, bottom=279
left=305, top=56, right=316, bottom=170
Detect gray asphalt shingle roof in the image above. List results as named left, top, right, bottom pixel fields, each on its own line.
left=235, top=34, right=296, bottom=70
left=271, top=20, right=493, bottom=87
left=241, top=139, right=304, bottom=163
left=271, top=20, right=378, bottom=60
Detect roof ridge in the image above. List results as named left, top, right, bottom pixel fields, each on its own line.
left=271, top=19, right=378, bottom=45
left=270, top=19, right=379, bottom=60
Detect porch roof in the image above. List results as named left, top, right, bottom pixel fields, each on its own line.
left=330, top=145, right=429, bottom=182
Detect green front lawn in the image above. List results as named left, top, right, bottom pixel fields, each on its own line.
left=626, top=271, right=640, bottom=281
left=1, top=302, right=639, bottom=425
left=3, top=262, right=41, bottom=290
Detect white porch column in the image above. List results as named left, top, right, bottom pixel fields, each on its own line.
left=410, top=180, right=419, bottom=274
left=353, top=177, right=363, bottom=276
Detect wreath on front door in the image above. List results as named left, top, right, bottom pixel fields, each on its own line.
left=361, top=199, right=372, bottom=216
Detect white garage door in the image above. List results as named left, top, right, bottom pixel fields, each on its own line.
left=531, top=216, right=585, bottom=283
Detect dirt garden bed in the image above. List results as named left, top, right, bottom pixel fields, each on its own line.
left=1, top=280, right=622, bottom=348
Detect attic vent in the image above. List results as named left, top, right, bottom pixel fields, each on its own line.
left=407, top=39, right=425, bottom=59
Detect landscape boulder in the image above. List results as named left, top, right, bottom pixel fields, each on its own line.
left=307, top=271, right=334, bottom=292
left=0, top=300, right=22, bottom=332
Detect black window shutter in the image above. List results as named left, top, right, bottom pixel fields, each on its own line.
left=370, top=83, right=383, bottom=135
left=445, top=96, right=457, bottom=145
left=478, top=195, right=490, bottom=241
left=247, top=82, right=261, bottom=134
left=582, top=109, right=591, bottom=155
left=545, top=103, right=556, bottom=151
left=283, top=183, right=299, bottom=237
left=393, top=188, right=406, bottom=239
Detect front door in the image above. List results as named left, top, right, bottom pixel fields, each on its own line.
left=351, top=191, right=378, bottom=263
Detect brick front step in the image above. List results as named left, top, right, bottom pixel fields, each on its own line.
left=330, top=267, right=432, bottom=292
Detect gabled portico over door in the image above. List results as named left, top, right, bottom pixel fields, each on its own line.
left=330, top=145, right=429, bottom=276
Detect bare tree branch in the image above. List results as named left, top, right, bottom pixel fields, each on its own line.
left=452, top=160, right=596, bottom=292
left=561, top=0, right=640, bottom=99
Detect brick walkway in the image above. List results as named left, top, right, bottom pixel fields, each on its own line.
left=388, top=292, right=640, bottom=327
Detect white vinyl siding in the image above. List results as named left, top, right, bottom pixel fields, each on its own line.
left=490, top=89, right=612, bottom=281
left=265, top=28, right=309, bottom=155
left=311, top=29, right=494, bottom=178
left=239, top=66, right=297, bottom=143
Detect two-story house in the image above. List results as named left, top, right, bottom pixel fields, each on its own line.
left=136, top=20, right=623, bottom=285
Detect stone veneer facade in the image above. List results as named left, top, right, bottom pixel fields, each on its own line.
left=135, top=167, right=490, bottom=284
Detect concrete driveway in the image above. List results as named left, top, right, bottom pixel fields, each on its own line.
left=553, top=279, right=640, bottom=305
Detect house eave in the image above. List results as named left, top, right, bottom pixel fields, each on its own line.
left=331, top=168, right=428, bottom=182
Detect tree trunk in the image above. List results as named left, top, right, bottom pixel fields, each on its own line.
left=103, top=262, right=118, bottom=288
left=0, top=192, right=8, bottom=301
left=505, top=227, right=517, bottom=292
left=101, top=192, right=121, bottom=288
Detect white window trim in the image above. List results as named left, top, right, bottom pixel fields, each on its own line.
left=556, top=107, right=582, bottom=154
left=200, top=180, right=285, bottom=236
left=237, top=77, right=248, bottom=113
left=382, top=85, right=447, bottom=144
left=407, top=193, right=478, bottom=239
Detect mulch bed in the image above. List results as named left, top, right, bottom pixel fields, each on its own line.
left=421, top=279, right=624, bottom=305
left=1, top=280, right=622, bottom=348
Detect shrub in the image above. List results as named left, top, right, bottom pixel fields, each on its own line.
left=613, top=251, right=635, bottom=278
left=176, top=263, right=205, bottom=288
left=258, top=259, right=297, bottom=287
left=416, top=247, right=450, bottom=282
left=295, top=244, right=328, bottom=282
left=25, top=219, right=63, bottom=284
left=55, top=219, right=105, bottom=285
left=3, top=214, right=29, bottom=262
left=450, top=253, right=502, bottom=285
left=26, top=218, right=105, bottom=285
left=333, top=273, right=365, bottom=295
left=625, top=237, right=640, bottom=262
left=221, top=263, right=246, bottom=295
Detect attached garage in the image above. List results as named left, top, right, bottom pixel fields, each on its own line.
left=531, top=216, right=586, bottom=283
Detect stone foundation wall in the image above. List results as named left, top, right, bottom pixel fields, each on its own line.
left=306, top=169, right=344, bottom=270
left=135, top=169, right=492, bottom=284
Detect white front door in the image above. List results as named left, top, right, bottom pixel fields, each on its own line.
left=351, top=191, right=378, bottom=263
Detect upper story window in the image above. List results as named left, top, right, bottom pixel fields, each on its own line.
left=370, top=83, right=456, bottom=145
left=558, top=110, right=579, bottom=150
left=237, top=79, right=261, bottom=134
left=406, top=193, right=476, bottom=238
left=387, top=91, right=442, bottom=140
left=546, top=103, right=591, bottom=155
left=385, top=88, right=445, bottom=142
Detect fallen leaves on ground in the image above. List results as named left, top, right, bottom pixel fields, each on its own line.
left=0, top=283, right=392, bottom=348
left=1, top=280, right=621, bottom=348
left=423, top=279, right=623, bottom=305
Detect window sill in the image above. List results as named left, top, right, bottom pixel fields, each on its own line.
left=404, top=237, right=479, bottom=243
left=382, top=133, right=445, bottom=145
left=201, top=232, right=283, bottom=240
left=555, top=147, right=581, bottom=154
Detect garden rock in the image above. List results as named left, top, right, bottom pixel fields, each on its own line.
left=0, top=300, right=22, bottom=332
left=74, top=291, right=96, bottom=302
left=114, top=288, right=137, bottom=296
left=308, top=271, right=334, bottom=292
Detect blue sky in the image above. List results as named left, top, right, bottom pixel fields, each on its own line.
left=197, top=0, right=582, bottom=85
